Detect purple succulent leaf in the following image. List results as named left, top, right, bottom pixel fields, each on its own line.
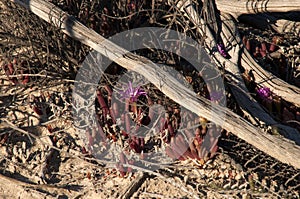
left=217, top=44, right=230, bottom=58
left=257, top=87, right=271, bottom=100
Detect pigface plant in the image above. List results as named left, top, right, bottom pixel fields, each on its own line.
left=72, top=27, right=227, bottom=175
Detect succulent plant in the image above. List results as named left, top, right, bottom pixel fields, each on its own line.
left=256, top=86, right=271, bottom=100
left=119, top=81, right=147, bottom=102
left=217, top=43, right=230, bottom=58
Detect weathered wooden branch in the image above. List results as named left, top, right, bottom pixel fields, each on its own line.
left=178, top=0, right=300, bottom=143
left=238, top=14, right=300, bottom=35
left=216, top=0, right=300, bottom=35
left=220, top=14, right=300, bottom=142
left=240, top=46, right=300, bottom=107
left=119, top=172, right=147, bottom=199
left=220, top=14, right=300, bottom=144
left=215, top=0, right=300, bottom=16
left=273, top=19, right=300, bottom=34
left=10, top=0, right=300, bottom=169
left=181, top=0, right=300, bottom=107
left=0, top=173, right=73, bottom=195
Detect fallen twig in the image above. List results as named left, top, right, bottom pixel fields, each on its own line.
left=119, top=172, right=147, bottom=199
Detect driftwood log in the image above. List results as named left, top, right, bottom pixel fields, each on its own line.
left=177, top=0, right=300, bottom=144
left=273, top=19, right=300, bottom=34
left=215, top=0, right=300, bottom=16
left=178, top=0, right=300, bottom=107
left=214, top=1, right=300, bottom=106
left=10, top=0, right=300, bottom=169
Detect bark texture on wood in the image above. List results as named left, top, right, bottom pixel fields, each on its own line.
left=228, top=9, right=300, bottom=35
left=179, top=0, right=300, bottom=144
left=240, top=48, right=300, bottom=107
left=180, top=0, right=300, bottom=107
left=273, top=19, right=300, bottom=34
left=215, top=0, right=300, bottom=15
left=11, top=0, right=300, bottom=169
left=219, top=14, right=300, bottom=144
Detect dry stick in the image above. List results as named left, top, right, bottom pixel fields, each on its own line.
left=10, top=0, right=300, bottom=169
left=119, top=172, right=147, bottom=199
left=273, top=19, right=300, bottom=35
left=214, top=0, right=300, bottom=16
left=213, top=1, right=300, bottom=106
left=121, top=164, right=200, bottom=199
left=240, top=46, right=300, bottom=107
left=179, top=0, right=300, bottom=143
left=211, top=3, right=300, bottom=108
left=218, top=14, right=300, bottom=144
left=196, top=0, right=300, bottom=107
left=1, top=119, right=72, bottom=190
left=0, top=172, right=74, bottom=194
left=237, top=13, right=300, bottom=35
left=212, top=0, right=300, bottom=106
left=3, top=119, right=53, bottom=177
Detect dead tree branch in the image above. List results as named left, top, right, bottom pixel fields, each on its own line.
left=215, top=0, right=300, bottom=16
left=10, top=0, right=300, bottom=169
left=177, top=0, right=300, bottom=144
left=180, top=0, right=300, bottom=107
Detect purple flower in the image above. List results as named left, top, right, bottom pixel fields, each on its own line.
left=120, top=81, right=147, bottom=102
left=257, top=87, right=271, bottom=100
left=217, top=44, right=230, bottom=58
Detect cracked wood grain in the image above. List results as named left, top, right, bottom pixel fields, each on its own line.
left=215, top=0, right=300, bottom=16
left=10, top=0, right=300, bottom=169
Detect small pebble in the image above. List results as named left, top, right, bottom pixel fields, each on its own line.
left=184, top=175, right=189, bottom=184
left=26, top=149, right=30, bottom=159
left=22, top=141, right=26, bottom=151
left=0, top=147, right=8, bottom=156
left=239, top=182, right=248, bottom=189
left=220, top=163, right=227, bottom=170
left=13, top=145, right=18, bottom=155
left=223, top=182, right=231, bottom=189
left=242, top=193, right=250, bottom=199
left=235, top=173, right=242, bottom=181
left=223, top=169, right=229, bottom=178
left=231, top=182, right=239, bottom=189
left=12, top=156, right=17, bottom=163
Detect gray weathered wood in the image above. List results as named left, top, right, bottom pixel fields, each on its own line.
left=237, top=14, right=300, bottom=35
left=10, top=0, right=300, bottom=169
left=180, top=0, right=300, bottom=107
left=274, top=19, right=300, bottom=34
left=215, top=0, right=300, bottom=16
left=179, top=0, right=300, bottom=143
